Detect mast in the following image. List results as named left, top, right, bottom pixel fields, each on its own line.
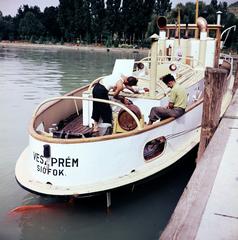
left=214, top=11, right=222, bottom=68
left=195, top=0, right=199, bottom=38
left=178, top=8, right=181, bottom=46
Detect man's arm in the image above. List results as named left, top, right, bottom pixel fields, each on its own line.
left=113, top=81, right=123, bottom=98
left=125, top=85, right=138, bottom=93
left=113, top=81, right=133, bottom=104
left=112, top=80, right=126, bottom=103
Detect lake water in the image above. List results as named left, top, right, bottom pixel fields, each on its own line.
left=0, top=46, right=196, bottom=240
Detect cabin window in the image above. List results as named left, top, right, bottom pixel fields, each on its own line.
left=144, top=136, right=166, bottom=161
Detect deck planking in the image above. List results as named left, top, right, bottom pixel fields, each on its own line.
left=62, top=114, right=91, bottom=134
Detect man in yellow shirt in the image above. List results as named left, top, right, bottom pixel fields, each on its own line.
left=148, top=74, right=187, bottom=124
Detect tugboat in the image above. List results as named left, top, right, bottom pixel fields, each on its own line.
left=15, top=15, right=234, bottom=200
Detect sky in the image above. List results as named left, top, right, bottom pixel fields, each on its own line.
left=0, top=0, right=237, bottom=17
left=0, top=0, right=59, bottom=16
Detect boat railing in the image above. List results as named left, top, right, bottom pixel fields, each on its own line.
left=219, top=53, right=233, bottom=80
left=220, top=53, right=233, bottom=66
left=87, top=76, right=105, bottom=91
left=138, top=55, right=202, bottom=68
left=177, top=69, right=198, bottom=85
left=33, top=96, right=143, bottom=131
left=220, top=53, right=233, bottom=65
left=182, top=66, right=204, bottom=86
left=86, top=55, right=198, bottom=94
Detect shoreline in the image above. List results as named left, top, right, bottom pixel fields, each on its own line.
left=0, top=41, right=149, bottom=54
left=2, top=41, right=236, bottom=61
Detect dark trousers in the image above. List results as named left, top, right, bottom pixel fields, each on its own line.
left=149, top=107, right=185, bottom=122
left=92, top=83, right=112, bottom=124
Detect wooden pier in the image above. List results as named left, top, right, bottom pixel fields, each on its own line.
left=160, top=65, right=238, bottom=239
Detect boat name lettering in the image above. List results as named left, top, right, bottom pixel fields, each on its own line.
left=37, top=165, right=65, bottom=176
left=33, top=152, right=79, bottom=167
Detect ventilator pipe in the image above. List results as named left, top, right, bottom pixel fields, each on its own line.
left=156, top=16, right=167, bottom=59
left=157, top=16, right=167, bottom=30
left=197, top=16, right=208, bottom=40
left=157, top=16, right=167, bottom=40
left=156, top=16, right=167, bottom=40
left=149, top=34, right=159, bottom=98
left=197, top=17, right=207, bottom=33
left=216, top=11, right=222, bottom=25
left=197, top=17, right=208, bottom=66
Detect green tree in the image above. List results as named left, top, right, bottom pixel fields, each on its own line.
left=16, top=5, right=43, bottom=23
left=154, top=0, right=172, bottom=16
left=140, top=0, right=155, bottom=40
left=3, top=15, right=15, bottom=41
left=58, top=0, right=75, bottom=41
left=104, top=0, right=121, bottom=38
left=42, top=7, right=61, bottom=40
left=58, top=0, right=91, bottom=42
left=19, top=12, right=45, bottom=40
left=89, top=0, right=105, bottom=43
left=121, top=0, right=140, bottom=43
left=0, top=11, right=4, bottom=40
left=14, top=5, right=44, bottom=40
left=74, top=0, right=91, bottom=43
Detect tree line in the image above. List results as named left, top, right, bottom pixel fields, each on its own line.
left=0, top=0, right=237, bottom=50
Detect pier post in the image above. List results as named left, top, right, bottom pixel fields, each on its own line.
left=232, top=61, right=238, bottom=95
left=197, top=67, right=227, bottom=160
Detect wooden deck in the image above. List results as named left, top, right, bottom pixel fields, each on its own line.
left=62, top=114, right=91, bottom=135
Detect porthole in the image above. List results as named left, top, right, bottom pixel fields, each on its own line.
left=144, top=136, right=166, bottom=161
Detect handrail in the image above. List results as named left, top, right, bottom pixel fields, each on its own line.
left=33, top=96, right=143, bottom=130
left=87, top=76, right=105, bottom=92
left=219, top=53, right=233, bottom=80
left=221, top=25, right=236, bottom=47
left=220, top=53, right=233, bottom=63
left=138, top=55, right=202, bottom=68
left=85, top=56, right=198, bottom=100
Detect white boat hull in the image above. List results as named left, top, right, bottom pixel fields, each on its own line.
left=15, top=102, right=202, bottom=196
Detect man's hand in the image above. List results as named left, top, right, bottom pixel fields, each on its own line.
left=123, top=97, right=133, bottom=105
left=115, top=95, right=133, bottom=105
left=167, top=102, right=174, bottom=109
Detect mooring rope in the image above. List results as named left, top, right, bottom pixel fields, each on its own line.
left=165, top=125, right=201, bottom=140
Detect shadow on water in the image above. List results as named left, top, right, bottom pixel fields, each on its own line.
left=5, top=147, right=197, bottom=240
